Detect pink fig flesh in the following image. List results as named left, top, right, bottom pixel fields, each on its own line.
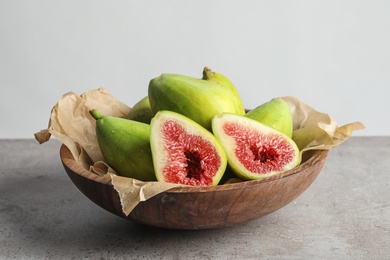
left=150, top=111, right=227, bottom=186
left=212, top=113, right=300, bottom=180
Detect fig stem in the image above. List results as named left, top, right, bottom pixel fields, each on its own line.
left=202, top=66, right=214, bottom=80
left=89, top=109, right=104, bottom=120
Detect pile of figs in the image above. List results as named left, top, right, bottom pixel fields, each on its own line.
left=90, top=67, right=301, bottom=187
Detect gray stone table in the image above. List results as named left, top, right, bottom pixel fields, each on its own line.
left=0, top=137, right=389, bottom=259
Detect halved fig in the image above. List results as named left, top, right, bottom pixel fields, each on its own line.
left=212, top=113, right=301, bottom=180
left=150, top=110, right=227, bottom=186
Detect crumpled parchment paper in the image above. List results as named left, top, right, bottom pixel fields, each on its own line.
left=35, top=88, right=365, bottom=215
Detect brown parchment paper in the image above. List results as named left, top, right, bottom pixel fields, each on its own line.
left=281, top=96, right=365, bottom=151
left=34, top=88, right=365, bottom=216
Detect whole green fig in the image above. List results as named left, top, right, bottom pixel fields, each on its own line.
left=90, top=109, right=156, bottom=181
left=245, top=98, right=293, bottom=138
left=126, top=96, right=154, bottom=124
left=148, top=68, right=245, bottom=131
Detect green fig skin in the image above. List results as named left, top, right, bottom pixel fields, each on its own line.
left=202, top=67, right=245, bottom=114
left=126, top=96, right=155, bottom=124
left=245, top=98, right=293, bottom=138
left=148, top=72, right=245, bottom=132
left=90, top=109, right=156, bottom=181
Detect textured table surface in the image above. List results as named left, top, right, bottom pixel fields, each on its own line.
left=0, top=137, right=389, bottom=259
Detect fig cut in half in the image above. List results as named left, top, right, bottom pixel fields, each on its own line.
left=150, top=110, right=227, bottom=187
left=212, top=113, right=301, bottom=180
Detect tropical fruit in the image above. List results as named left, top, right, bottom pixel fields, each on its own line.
left=148, top=69, right=245, bottom=131
left=150, top=110, right=227, bottom=186
left=89, top=109, right=156, bottom=181
left=202, top=67, right=245, bottom=114
left=126, top=96, right=154, bottom=124
left=212, top=113, right=300, bottom=180
left=245, top=98, right=293, bottom=138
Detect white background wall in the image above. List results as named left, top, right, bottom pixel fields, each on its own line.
left=1, top=0, right=389, bottom=138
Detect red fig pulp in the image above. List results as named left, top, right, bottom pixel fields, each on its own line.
left=150, top=111, right=227, bottom=186
left=212, top=113, right=301, bottom=180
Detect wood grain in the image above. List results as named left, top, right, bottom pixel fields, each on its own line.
left=60, top=145, right=329, bottom=229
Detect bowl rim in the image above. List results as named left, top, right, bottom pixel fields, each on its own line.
left=60, top=144, right=329, bottom=194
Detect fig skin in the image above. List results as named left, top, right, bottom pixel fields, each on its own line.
left=202, top=67, right=245, bottom=114
left=150, top=110, right=227, bottom=187
left=245, top=98, right=293, bottom=138
left=148, top=70, right=245, bottom=132
left=212, top=113, right=301, bottom=181
left=90, top=109, right=156, bottom=181
left=126, top=96, right=155, bottom=124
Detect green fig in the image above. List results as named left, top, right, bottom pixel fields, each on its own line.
left=148, top=69, right=245, bottom=132
left=150, top=110, right=227, bottom=187
left=89, top=109, right=156, bottom=181
left=202, top=67, right=245, bottom=114
left=212, top=113, right=300, bottom=181
left=126, top=96, right=154, bottom=124
left=245, top=98, right=293, bottom=138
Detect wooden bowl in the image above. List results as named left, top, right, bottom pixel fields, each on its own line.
left=60, top=145, right=329, bottom=230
